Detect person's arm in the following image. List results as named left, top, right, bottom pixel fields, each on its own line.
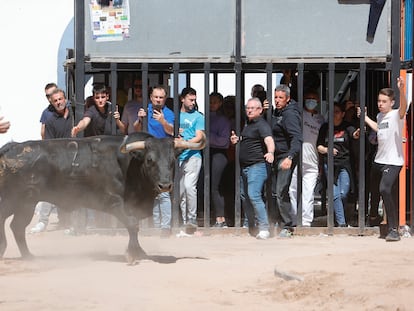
left=71, top=117, right=91, bottom=137
left=187, top=129, right=205, bottom=144
left=133, top=108, right=146, bottom=132
left=398, top=77, right=407, bottom=119
left=44, top=122, right=54, bottom=140
left=153, top=109, right=173, bottom=136
left=263, top=135, right=275, bottom=164
left=113, top=108, right=127, bottom=134
left=41, top=123, right=46, bottom=139
left=317, top=123, right=328, bottom=154
left=115, top=118, right=127, bottom=135
left=364, top=114, right=378, bottom=132
left=0, top=116, right=10, bottom=134
left=279, top=109, right=302, bottom=170
left=285, top=111, right=303, bottom=159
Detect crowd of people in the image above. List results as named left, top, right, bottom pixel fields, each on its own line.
left=11, top=75, right=408, bottom=242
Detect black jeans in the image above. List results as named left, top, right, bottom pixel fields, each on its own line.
left=271, top=158, right=296, bottom=229
left=370, top=162, right=402, bottom=230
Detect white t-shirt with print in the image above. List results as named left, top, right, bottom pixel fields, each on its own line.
left=375, top=108, right=404, bottom=166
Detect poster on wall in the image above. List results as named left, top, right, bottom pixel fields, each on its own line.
left=89, top=0, right=130, bottom=42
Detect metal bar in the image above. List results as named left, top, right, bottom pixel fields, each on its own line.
left=213, top=71, right=218, bottom=92
left=142, top=63, right=149, bottom=132
left=235, top=0, right=241, bottom=62
left=233, top=0, right=242, bottom=228
left=234, top=62, right=242, bottom=228
left=74, top=0, right=85, bottom=128
left=327, top=63, right=335, bottom=233
left=358, top=62, right=367, bottom=233
left=204, top=62, right=211, bottom=229
left=390, top=0, right=401, bottom=91
left=172, top=63, right=180, bottom=228
left=265, top=63, right=273, bottom=120
left=297, top=63, right=304, bottom=227
left=110, top=63, right=117, bottom=135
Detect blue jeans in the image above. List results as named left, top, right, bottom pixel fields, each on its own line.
left=153, top=192, right=172, bottom=229
left=325, top=165, right=350, bottom=225
left=240, top=162, right=269, bottom=231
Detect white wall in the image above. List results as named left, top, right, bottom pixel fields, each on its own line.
left=0, top=1, right=74, bottom=147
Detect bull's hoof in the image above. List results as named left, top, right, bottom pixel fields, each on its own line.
left=185, top=222, right=197, bottom=235
left=125, top=249, right=147, bottom=265
left=21, top=252, right=35, bottom=260
left=248, top=226, right=259, bottom=237
left=125, top=252, right=138, bottom=266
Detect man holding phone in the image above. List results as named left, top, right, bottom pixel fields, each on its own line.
left=135, top=85, right=174, bottom=136
left=135, top=86, right=175, bottom=237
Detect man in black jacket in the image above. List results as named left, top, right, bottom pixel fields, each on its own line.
left=271, top=84, right=303, bottom=237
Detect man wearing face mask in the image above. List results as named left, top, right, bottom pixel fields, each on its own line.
left=289, top=89, right=325, bottom=227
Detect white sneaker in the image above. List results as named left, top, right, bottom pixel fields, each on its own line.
left=30, top=222, right=46, bottom=233
left=256, top=230, right=270, bottom=240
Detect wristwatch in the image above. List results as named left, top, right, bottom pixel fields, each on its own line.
left=287, top=155, right=293, bottom=160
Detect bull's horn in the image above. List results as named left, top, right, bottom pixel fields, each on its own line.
left=174, top=132, right=206, bottom=150
left=120, top=136, right=146, bottom=153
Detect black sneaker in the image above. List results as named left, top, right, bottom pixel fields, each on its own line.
left=213, top=221, right=228, bottom=228
left=385, top=228, right=401, bottom=242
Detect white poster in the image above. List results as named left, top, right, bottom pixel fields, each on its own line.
left=90, top=0, right=130, bottom=42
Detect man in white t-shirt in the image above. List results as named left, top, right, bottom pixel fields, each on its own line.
left=359, top=77, right=407, bottom=242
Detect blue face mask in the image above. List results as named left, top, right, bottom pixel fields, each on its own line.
left=305, top=99, right=318, bottom=110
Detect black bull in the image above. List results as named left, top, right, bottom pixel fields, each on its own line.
left=0, top=132, right=205, bottom=263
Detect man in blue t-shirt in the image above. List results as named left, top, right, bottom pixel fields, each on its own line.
left=177, top=87, right=205, bottom=230
left=136, top=86, right=174, bottom=237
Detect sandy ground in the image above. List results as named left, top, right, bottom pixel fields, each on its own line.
left=1, top=215, right=414, bottom=311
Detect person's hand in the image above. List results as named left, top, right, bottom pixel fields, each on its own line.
left=71, top=126, right=80, bottom=137
left=279, top=157, right=292, bottom=170
left=230, top=130, right=239, bottom=145
left=262, top=99, right=270, bottom=111
left=356, top=106, right=366, bottom=118
left=353, top=128, right=360, bottom=139
left=264, top=152, right=274, bottom=164
left=137, top=108, right=147, bottom=118
left=153, top=109, right=164, bottom=122
left=113, top=105, right=121, bottom=120
left=0, top=116, right=10, bottom=134
left=397, top=77, right=405, bottom=90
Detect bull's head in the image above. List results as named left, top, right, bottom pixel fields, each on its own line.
left=119, top=133, right=206, bottom=194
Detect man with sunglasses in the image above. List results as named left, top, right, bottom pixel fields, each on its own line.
left=39, top=82, right=58, bottom=139
left=116, top=78, right=144, bottom=134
